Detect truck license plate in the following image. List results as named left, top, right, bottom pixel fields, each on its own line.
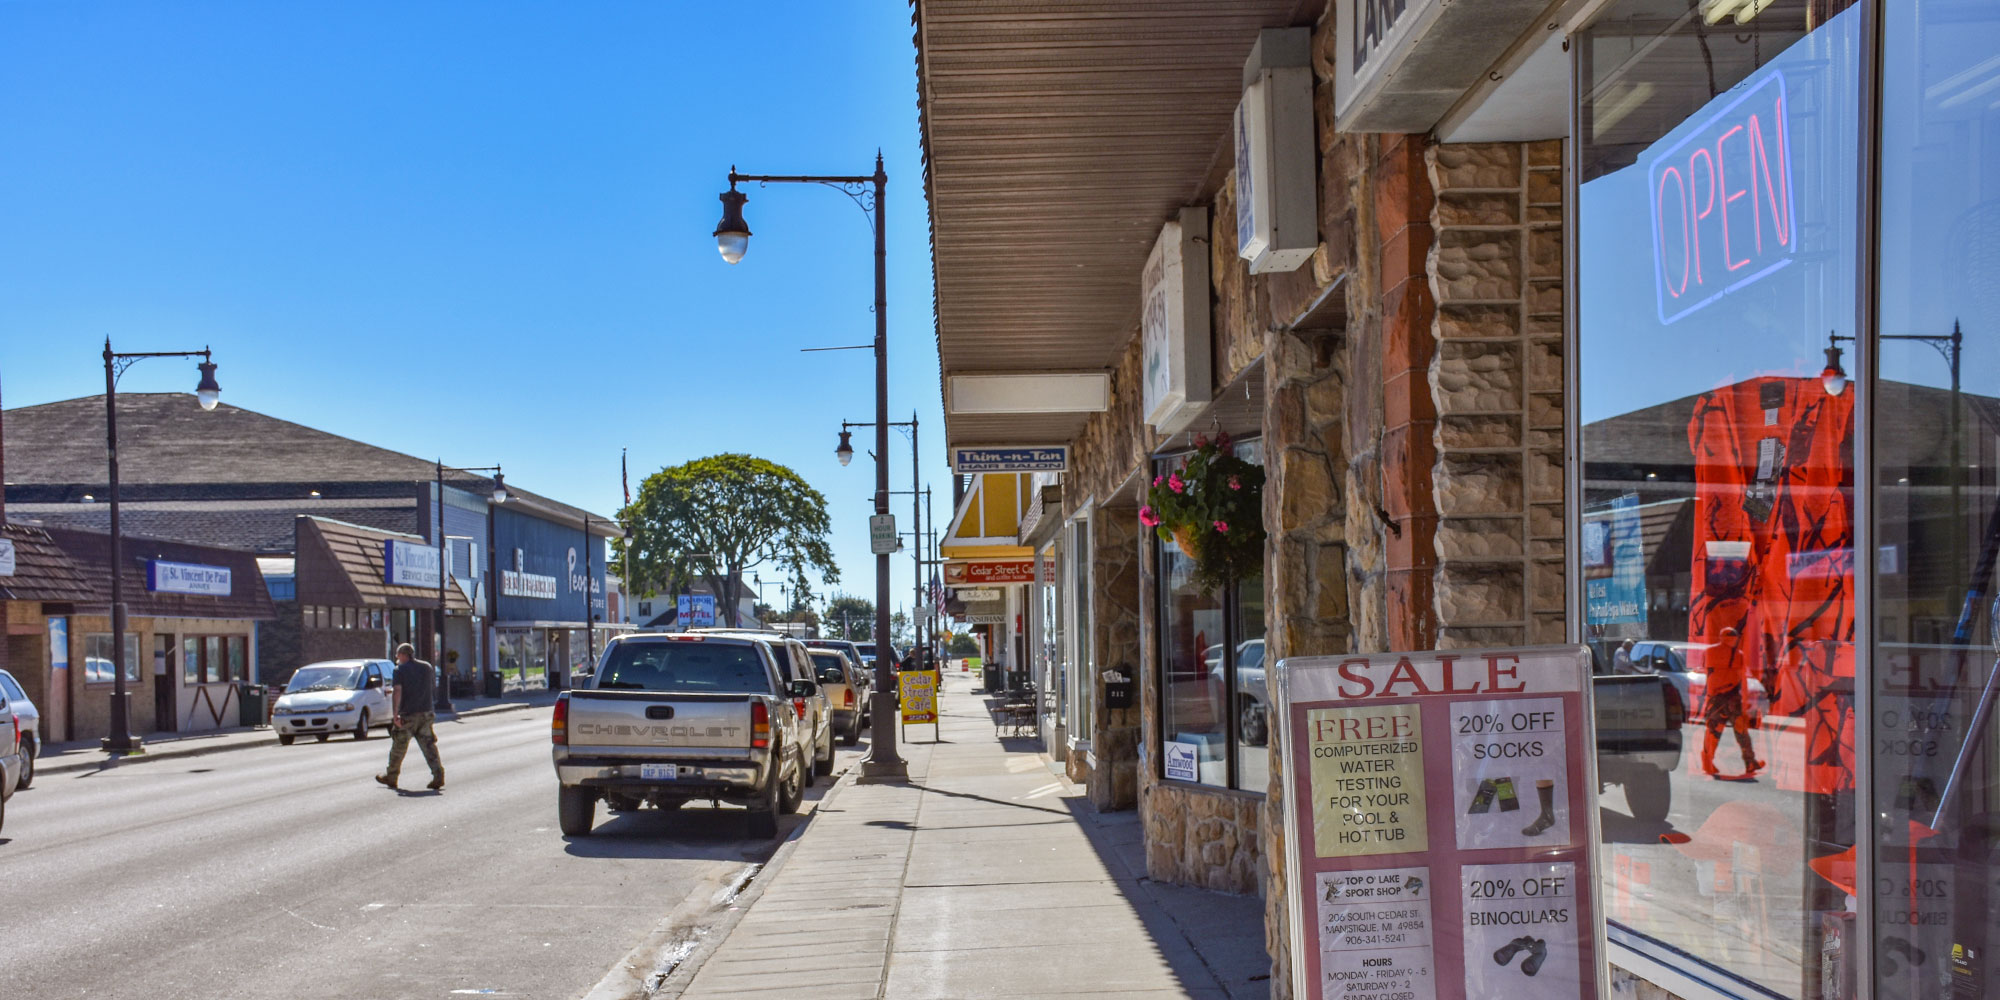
left=640, top=764, right=677, bottom=781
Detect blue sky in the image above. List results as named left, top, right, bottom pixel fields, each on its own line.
left=0, top=1, right=944, bottom=614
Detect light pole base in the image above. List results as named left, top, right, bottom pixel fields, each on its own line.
left=857, top=758, right=909, bottom=783
left=100, top=735, right=145, bottom=754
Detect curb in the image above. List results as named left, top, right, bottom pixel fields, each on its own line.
left=36, top=698, right=547, bottom=777
left=584, top=767, right=859, bottom=1000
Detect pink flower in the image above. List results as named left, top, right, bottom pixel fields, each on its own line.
left=1167, top=472, right=1185, bottom=494
left=1216, top=431, right=1232, bottom=451
left=1213, top=520, right=1230, bottom=533
left=1138, top=506, right=1161, bottom=527
left=1193, top=433, right=1209, bottom=449
left=1152, top=475, right=1163, bottom=488
left=1228, top=476, right=1242, bottom=491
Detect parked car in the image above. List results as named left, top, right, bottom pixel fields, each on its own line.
left=0, top=669, right=41, bottom=790
left=1620, top=640, right=1768, bottom=727
left=551, top=632, right=810, bottom=838
left=0, top=683, right=21, bottom=832
left=271, top=659, right=396, bottom=744
left=808, top=648, right=868, bottom=744
left=1594, top=673, right=1687, bottom=824
left=804, top=638, right=874, bottom=721
left=1205, top=639, right=1269, bottom=745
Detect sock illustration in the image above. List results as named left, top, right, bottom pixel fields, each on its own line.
left=1521, top=779, right=1557, bottom=836
left=1495, top=778, right=1520, bottom=812
left=1467, top=779, right=1496, bottom=814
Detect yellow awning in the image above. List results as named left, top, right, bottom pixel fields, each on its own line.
left=940, top=473, right=1034, bottom=560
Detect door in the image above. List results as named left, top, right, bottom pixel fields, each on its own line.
left=152, top=634, right=177, bottom=732
left=47, top=618, right=70, bottom=743
left=363, top=662, right=388, bottom=722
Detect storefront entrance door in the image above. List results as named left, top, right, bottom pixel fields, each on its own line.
left=152, top=634, right=177, bottom=732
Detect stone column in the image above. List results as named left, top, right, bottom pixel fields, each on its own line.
left=1089, top=504, right=1142, bottom=809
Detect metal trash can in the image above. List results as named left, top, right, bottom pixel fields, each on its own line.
left=982, top=664, right=1003, bottom=693
left=484, top=671, right=503, bottom=699
left=239, top=684, right=268, bottom=727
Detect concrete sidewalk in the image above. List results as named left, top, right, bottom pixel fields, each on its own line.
left=670, top=671, right=1269, bottom=1000
left=38, top=689, right=558, bottom=777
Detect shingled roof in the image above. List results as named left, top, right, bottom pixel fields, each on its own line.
left=3, top=393, right=618, bottom=532
left=41, top=526, right=275, bottom=620
left=295, top=516, right=472, bottom=612
left=0, top=523, right=98, bottom=603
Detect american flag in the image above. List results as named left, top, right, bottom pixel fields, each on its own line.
left=930, top=572, right=946, bottom=617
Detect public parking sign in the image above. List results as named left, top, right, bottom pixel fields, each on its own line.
left=1275, top=646, right=1603, bottom=1000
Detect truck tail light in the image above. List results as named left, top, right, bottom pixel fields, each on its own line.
left=793, top=698, right=807, bottom=721
left=7, top=714, right=16, bottom=752
left=844, top=689, right=855, bottom=709
left=751, top=701, right=770, bottom=748
left=1662, top=681, right=1685, bottom=729
left=551, top=695, right=569, bottom=746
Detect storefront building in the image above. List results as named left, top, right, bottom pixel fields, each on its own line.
left=488, top=501, right=614, bottom=692
left=43, top=527, right=273, bottom=739
left=0, top=523, right=98, bottom=745
left=919, top=1, right=1998, bottom=997
left=282, top=515, right=472, bottom=688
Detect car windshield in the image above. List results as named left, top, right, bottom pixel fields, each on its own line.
left=810, top=652, right=848, bottom=684
left=597, top=642, right=769, bottom=693
left=289, top=666, right=360, bottom=692
left=0, top=672, right=25, bottom=702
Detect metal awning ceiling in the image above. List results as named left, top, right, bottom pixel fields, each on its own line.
left=915, top=0, right=1315, bottom=446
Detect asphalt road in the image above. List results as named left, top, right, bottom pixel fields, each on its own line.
left=0, top=705, right=856, bottom=1000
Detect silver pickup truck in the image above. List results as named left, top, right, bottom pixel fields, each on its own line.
left=551, top=633, right=813, bottom=838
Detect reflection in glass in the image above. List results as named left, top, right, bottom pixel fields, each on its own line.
left=1873, top=3, right=2000, bottom=997
left=1578, top=3, right=1861, bottom=997
left=1160, top=537, right=1226, bottom=787
left=1233, top=574, right=1269, bottom=794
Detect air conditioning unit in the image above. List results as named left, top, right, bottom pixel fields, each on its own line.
left=1235, top=28, right=1318, bottom=274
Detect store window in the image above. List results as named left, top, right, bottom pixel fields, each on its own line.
left=1872, top=3, right=2000, bottom=997
left=1154, top=440, right=1265, bottom=792
left=82, top=633, right=140, bottom=685
left=1577, top=3, right=1862, bottom=997
left=1067, top=513, right=1093, bottom=745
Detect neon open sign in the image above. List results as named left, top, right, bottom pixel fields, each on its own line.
left=1647, top=69, right=1795, bottom=324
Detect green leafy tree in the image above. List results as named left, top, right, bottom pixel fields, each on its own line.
left=948, top=632, right=980, bottom=657
left=824, top=593, right=874, bottom=641
left=891, top=609, right=912, bottom=648
left=620, top=454, right=838, bottom=628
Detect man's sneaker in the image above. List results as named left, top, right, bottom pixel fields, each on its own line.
left=426, top=774, right=445, bottom=790
left=375, top=773, right=398, bottom=789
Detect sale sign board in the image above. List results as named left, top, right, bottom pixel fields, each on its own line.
left=1277, top=647, right=1603, bottom=1000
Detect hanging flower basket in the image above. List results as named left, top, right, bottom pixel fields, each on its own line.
left=1140, top=432, right=1266, bottom=594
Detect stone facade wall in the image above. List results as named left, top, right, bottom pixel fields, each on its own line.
left=1427, top=141, right=1566, bottom=648
left=1068, top=331, right=1155, bottom=506
left=1087, top=505, right=1142, bottom=810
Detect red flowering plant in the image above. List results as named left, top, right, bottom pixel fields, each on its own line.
left=1139, top=432, right=1266, bottom=593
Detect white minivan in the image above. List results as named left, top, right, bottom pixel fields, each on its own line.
left=272, top=659, right=396, bottom=744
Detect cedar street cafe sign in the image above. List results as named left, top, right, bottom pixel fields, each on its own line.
left=1275, top=646, right=1605, bottom=1000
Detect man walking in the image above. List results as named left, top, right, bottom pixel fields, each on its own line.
left=377, top=643, right=445, bottom=791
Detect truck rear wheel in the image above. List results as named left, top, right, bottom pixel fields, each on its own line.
left=780, top=747, right=806, bottom=815
left=558, top=785, right=597, bottom=836
left=1625, top=765, right=1672, bottom=824
left=747, top=755, right=783, bottom=838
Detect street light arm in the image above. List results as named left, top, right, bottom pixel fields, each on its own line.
left=106, top=346, right=212, bottom=384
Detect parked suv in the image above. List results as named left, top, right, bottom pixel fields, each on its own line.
left=0, top=669, right=42, bottom=790
left=552, top=633, right=810, bottom=838
left=808, top=648, right=867, bottom=744
left=805, top=638, right=873, bottom=723
left=696, top=631, right=835, bottom=780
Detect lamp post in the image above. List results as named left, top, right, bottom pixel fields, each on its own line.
left=1825, top=322, right=1967, bottom=620
left=841, top=413, right=923, bottom=666
left=436, top=461, right=506, bottom=711
left=101, top=340, right=222, bottom=753
left=714, top=155, right=905, bottom=780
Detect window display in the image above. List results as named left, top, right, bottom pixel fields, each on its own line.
left=1577, top=2, right=1862, bottom=997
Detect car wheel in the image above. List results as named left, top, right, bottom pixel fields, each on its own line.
left=780, top=748, right=806, bottom=815
left=747, top=754, right=782, bottom=839
left=815, top=738, right=835, bottom=777
left=315, top=733, right=330, bottom=743
left=1625, top=765, right=1673, bottom=824
left=16, top=737, right=34, bottom=790
left=558, top=785, right=597, bottom=836
left=841, top=722, right=860, bottom=746
left=278, top=733, right=295, bottom=746
left=1238, top=697, right=1269, bottom=747
left=353, top=710, right=371, bottom=740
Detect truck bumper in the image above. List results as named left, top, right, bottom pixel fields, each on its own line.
left=556, top=761, right=761, bottom=791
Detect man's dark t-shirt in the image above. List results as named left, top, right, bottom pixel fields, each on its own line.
left=394, top=659, right=436, bottom=715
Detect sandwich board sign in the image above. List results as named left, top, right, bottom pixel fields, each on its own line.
left=1275, top=646, right=1604, bottom=1000
left=899, top=668, right=940, bottom=738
